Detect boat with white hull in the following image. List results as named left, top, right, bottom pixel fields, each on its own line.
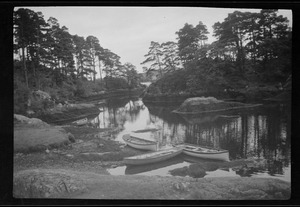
left=123, top=146, right=183, bottom=165
left=181, top=143, right=230, bottom=162
left=122, top=134, right=158, bottom=151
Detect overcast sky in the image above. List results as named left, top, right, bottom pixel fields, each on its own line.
left=18, top=6, right=292, bottom=73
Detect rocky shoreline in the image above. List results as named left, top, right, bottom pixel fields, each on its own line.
left=14, top=168, right=290, bottom=200
left=13, top=112, right=291, bottom=200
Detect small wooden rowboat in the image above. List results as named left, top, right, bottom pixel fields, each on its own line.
left=122, top=134, right=158, bottom=151
left=72, top=117, right=88, bottom=126
left=123, top=146, right=183, bottom=165
left=182, top=143, right=230, bottom=162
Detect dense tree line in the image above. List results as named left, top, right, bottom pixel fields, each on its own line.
left=13, top=8, right=140, bottom=92
left=142, top=9, right=291, bottom=94
left=13, top=8, right=142, bottom=114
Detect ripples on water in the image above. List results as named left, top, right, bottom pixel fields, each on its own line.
left=89, top=97, right=291, bottom=182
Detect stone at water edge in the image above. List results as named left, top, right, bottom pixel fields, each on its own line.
left=67, top=132, right=76, bottom=143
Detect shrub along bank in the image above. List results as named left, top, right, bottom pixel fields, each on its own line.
left=142, top=70, right=291, bottom=103
left=14, top=76, right=145, bottom=120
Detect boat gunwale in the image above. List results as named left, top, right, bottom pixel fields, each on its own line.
left=132, top=128, right=161, bottom=133
left=182, top=143, right=226, bottom=149
left=181, top=143, right=229, bottom=154
left=183, top=148, right=228, bottom=155
left=124, top=148, right=182, bottom=160
left=123, top=134, right=158, bottom=146
left=123, top=148, right=183, bottom=165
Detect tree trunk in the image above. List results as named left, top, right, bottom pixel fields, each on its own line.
left=98, top=59, right=102, bottom=81
left=22, top=46, right=28, bottom=88
left=235, top=39, right=243, bottom=74
left=156, top=55, right=163, bottom=78
left=36, top=31, right=40, bottom=89
left=251, top=30, right=257, bottom=62
left=31, top=60, right=36, bottom=88
left=239, top=38, right=245, bottom=75
left=93, top=58, right=96, bottom=82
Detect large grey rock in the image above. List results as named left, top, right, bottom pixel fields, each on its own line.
left=14, top=114, right=70, bottom=153
left=32, top=90, right=51, bottom=100
left=181, top=97, right=222, bottom=106
left=14, top=114, right=49, bottom=127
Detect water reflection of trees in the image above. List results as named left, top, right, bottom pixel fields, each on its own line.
left=92, top=99, right=290, bottom=177
left=146, top=103, right=290, bottom=170
left=257, top=104, right=291, bottom=173
left=91, top=97, right=144, bottom=129
left=146, top=105, right=188, bottom=145
left=184, top=114, right=237, bottom=147
left=181, top=104, right=290, bottom=177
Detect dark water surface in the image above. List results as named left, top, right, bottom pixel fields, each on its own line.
left=88, top=97, right=291, bottom=182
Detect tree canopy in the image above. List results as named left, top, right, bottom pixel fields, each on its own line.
left=142, top=9, right=291, bottom=95
left=13, top=8, right=140, bottom=91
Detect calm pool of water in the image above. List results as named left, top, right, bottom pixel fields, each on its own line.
left=88, top=97, right=291, bottom=182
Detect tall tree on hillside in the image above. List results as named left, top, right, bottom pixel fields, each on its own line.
left=46, top=18, right=75, bottom=85
left=21, top=10, right=49, bottom=88
left=101, top=49, right=121, bottom=87
left=86, top=35, right=102, bottom=82
left=242, top=12, right=261, bottom=62
left=176, top=23, right=198, bottom=64
left=256, top=9, right=291, bottom=78
left=46, top=17, right=61, bottom=70
left=121, top=62, right=139, bottom=89
left=212, top=9, right=291, bottom=81
left=92, top=40, right=105, bottom=81
left=95, top=46, right=106, bottom=81
left=141, top=41, right=164, bottom=78
left=161, top=41, right=181, bottom=73
left=195, top=21, right=209, bottom=48
left=14, top=8, right=46, bottom=88
left=56, top=26, right=75, bottom=77
left=73, top=35, right=93, bottom=79
left=176, top=22, right=209, bottom=65
left=213, top=11, right=250, bottom=74
left=102, top=49, right=121, bottom=77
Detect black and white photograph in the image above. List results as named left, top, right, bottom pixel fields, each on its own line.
left=11, top=3, right=293, bottom=203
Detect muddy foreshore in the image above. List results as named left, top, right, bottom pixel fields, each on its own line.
left=13, top=103, right=291, bottom=201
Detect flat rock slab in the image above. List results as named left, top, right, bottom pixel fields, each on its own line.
left=14, top=125, right=70, bottom=152
left=13, top=168, right=291, bottom=200
left=173, top=96, right=262, bottom=115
